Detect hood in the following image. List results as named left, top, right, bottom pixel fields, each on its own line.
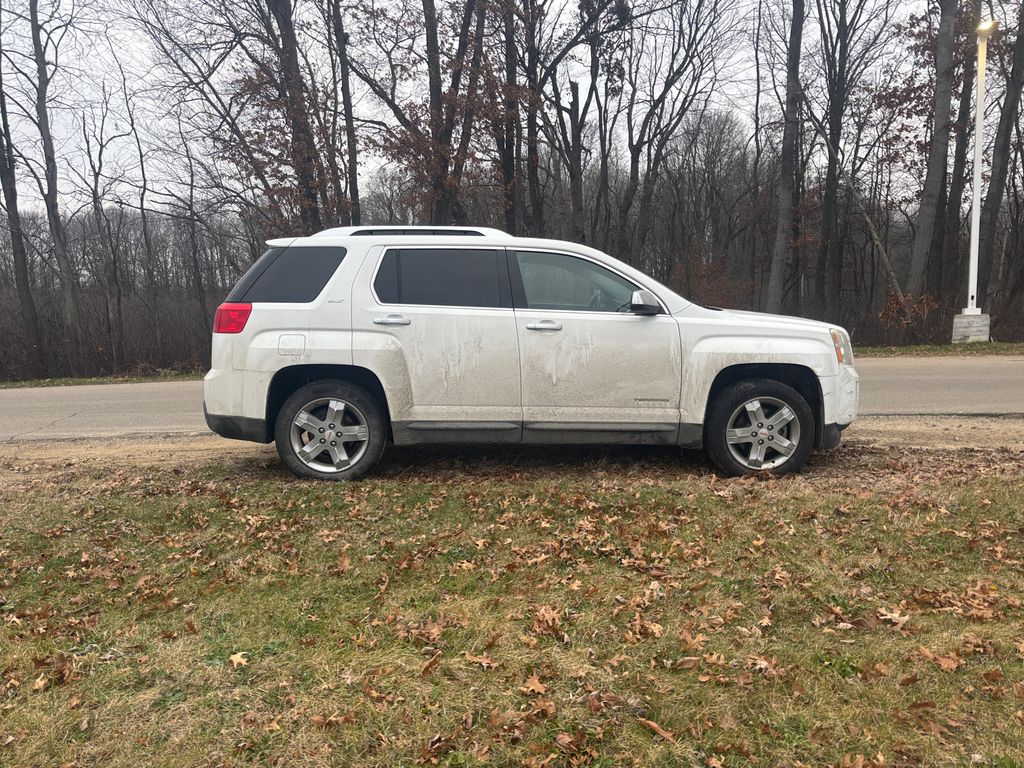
left=683, top=305, right=842, bottom=336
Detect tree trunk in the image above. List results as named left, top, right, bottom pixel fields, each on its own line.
left=765, top=0, right=805, bottom=314
left=978, top=1, right=1024, bottom=307
left=501, top=4, right=518, bottom=234
left=906, top=0, right=958, bottom=297
left=29, top=0, right=83, bottom=373
left=939, top=28, right=976, bottom=309
left=267, top=0, right=323, bottom=232
left=330, top=0, right=361, bottom=225
left=815, top=144, right=842, bottom=316
left=568, top=81, right=586, bottom=242
left=0, top=74, right=45, bottom=376
left=422, top=0, right=447, bottom=223
left=524, top=0, right=545, bottom=235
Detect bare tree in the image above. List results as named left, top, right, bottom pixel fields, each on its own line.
left=613, top=0, right=729, bottom=266
left=766, top=0, right=806, bottom=314
left=267, top=0, right=323, bottom=231
left=0, top=28, right=44, bottom=375
left=7, top=0, right=87, bottom=371
left=327, top=0, right=361, bottom=225
left=907, top=0, right=959, bottom=297
left=979, top=1, right=1024, bottom=307
left=810, top=0, right=895, bottom=318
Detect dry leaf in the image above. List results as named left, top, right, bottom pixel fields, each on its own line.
left=520, top=675, right=546, bottom=695
left=463, top=652, right=498, bottom=669
left=421, top=651, right=442, bottom=676
left=638, top=716, right=676, bottom=743
left=229, top=652, right=249, bottom=669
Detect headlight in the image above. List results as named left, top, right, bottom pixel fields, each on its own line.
left=830, top=328, right=854, bottom=365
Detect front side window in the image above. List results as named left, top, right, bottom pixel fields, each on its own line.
left=374, top=248, right=503, bottom=308
left=514, top=250, right=639, bottom=312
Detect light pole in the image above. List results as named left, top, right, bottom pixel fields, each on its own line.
left=953, top=19, right=999, bottom=343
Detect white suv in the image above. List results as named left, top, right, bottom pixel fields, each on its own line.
left=204, top=226, right=858, bottom=479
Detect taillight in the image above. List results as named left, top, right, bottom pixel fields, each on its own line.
left=213, top=302, right=252, bottom=333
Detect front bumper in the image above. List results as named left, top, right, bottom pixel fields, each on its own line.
left=821, top=364, right=859, bottom=426
left=821, top=422, right=849, bottom=450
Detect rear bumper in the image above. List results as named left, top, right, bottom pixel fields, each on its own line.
left=204, top=404, right=271, bottom=443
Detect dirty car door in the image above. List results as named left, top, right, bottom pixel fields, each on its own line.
left=351, top=245, right=522, bottom=444
left=510, top=249, right=682, bottom=444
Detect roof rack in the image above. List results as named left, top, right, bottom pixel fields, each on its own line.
left=312, top=225, right=509, bottom=238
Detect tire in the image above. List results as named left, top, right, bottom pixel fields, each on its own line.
left=274, top=379, right=387, bottom=481
left=704, top=378, right=814, bottom=477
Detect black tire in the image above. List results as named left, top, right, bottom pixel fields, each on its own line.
left=274, top=379, right=387, bottom=481
left=704, top=378, right=814, bottom=477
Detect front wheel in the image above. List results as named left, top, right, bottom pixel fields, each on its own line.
left=274, top=380, right=387, bottom=480
left=704, top=379, right=814, bottom=477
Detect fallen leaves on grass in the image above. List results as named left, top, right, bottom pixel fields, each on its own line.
left=463, top=652, right=498, bottom=669
left=310, top=712, right=353, bottom=729
left=917, top=646, right=962, bottom=673
left=519, top=675, right=546, bottom=695
left=421, top=651, right=442, bottom=676
left=228, top=652, right=249, bottom=670
left=637, top=716, right=676, bottom=742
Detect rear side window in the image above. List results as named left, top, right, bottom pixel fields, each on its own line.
left=226, top=246, right=347, bottom=303
left=374, top=249, right=504, bottom=308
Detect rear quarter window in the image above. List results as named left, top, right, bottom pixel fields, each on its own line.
left=226, top=246, right=347, bottom=303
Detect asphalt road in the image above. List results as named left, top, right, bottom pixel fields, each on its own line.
left=1, top=356, right=1022, bottom=443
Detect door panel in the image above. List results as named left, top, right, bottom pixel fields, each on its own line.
left=510, top=249, right=682, bottom=442
left=351, top=246, right=522, bottom=442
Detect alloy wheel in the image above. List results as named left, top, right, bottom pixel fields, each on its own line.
left=289, top=397, right=370, bottom=474
left=724, top=396, right=801, bottom=471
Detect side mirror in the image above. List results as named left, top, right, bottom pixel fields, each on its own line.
left=630, top=289, right=661, bottom=315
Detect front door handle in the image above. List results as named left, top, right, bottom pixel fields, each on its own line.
left=526, top=320, right=562, bottom=331
left=373, top=314, right=411, bottom=326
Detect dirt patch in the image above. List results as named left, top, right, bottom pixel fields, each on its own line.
left=0, top=415, right=1020, bottom=474
left=847, top=415, right=1024, bottom=450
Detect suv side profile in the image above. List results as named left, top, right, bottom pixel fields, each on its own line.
left=204, top=226, right=858, bottom=479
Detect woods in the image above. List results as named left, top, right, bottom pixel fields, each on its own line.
left=1, top=0, right=1024, bottom=379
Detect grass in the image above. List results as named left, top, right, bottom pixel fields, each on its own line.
left=855, top=341, right=1024, bottom=358
left=0, top=370, right=203, bottom=389
left=1, top=441, right=1023, bottom=766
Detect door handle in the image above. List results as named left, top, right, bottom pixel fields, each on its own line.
left=373, top=314, right=411, bottom=326
left=526, top=320, right=562, bottom=331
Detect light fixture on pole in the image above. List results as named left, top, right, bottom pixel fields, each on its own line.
left=953, top=19, right=999, bottom=343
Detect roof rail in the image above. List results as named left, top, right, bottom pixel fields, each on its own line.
left=312, top=225, right=509, bottom=238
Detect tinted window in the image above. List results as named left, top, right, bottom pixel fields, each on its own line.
left=514, top=251, right=637, bottom=312
left=374, top=249, right=503, bottom=308
left=226, top=246, right=346, bottom=303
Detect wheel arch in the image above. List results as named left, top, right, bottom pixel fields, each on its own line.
left=266, top=364, right=392, bottom=440
left=705, top=363, right=825, bottom=449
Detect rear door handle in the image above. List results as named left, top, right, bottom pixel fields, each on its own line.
left=373, top=314, right=411, bottom=326
left=526, top=320, right=562, bottom=331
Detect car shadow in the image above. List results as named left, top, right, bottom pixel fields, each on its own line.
left=370, top=443, right=710, bottom=481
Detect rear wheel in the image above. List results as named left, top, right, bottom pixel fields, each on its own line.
left=704, top=379, right=814, bottom=477
left=275, top=380, right=387, bottom=480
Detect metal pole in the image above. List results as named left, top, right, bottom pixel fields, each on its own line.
left=965, top=32, right=989, bottom=315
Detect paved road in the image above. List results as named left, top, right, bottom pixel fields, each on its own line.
left=1, top=356, right=1022, bottom=442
